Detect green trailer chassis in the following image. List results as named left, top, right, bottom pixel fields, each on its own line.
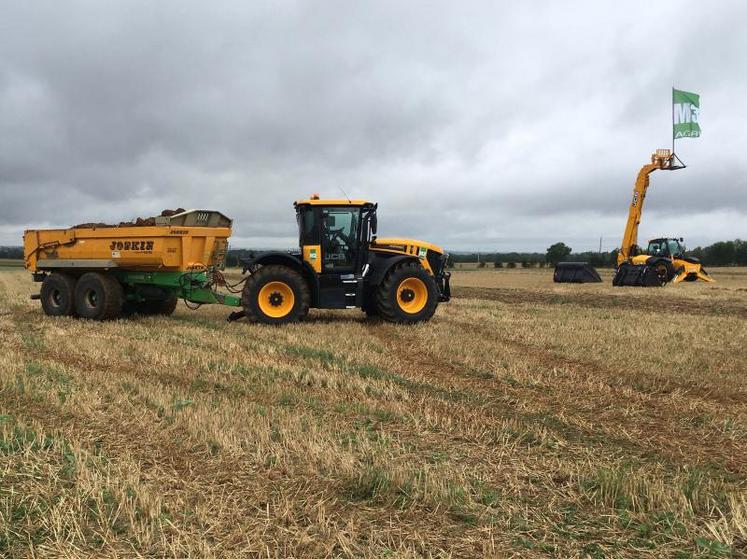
left=114, top=270, right=242, bottom=307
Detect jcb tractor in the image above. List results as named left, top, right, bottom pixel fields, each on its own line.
left=613, top=150, right=713, bottom=287
left=24, top=197, right=450, bottom=324
left=235, top=196, right=450, bottom=323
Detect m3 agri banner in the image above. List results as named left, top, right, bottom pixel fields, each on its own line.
left=673, top=89, right=700, bottom=139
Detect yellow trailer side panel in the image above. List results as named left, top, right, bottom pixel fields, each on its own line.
left=24, top=225, right=231, bottom=273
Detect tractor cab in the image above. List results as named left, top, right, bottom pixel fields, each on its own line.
left=294, top=197, right=378, bottom=276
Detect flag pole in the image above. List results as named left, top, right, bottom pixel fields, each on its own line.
left=671, top=86, right=675, bottom=156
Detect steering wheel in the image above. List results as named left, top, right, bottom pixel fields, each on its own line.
left=330, top=227, right=351, bottom=248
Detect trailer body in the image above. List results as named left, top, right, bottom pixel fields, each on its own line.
left=24, top=210, right=241, bottom=319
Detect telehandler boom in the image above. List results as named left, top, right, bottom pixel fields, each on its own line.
left=613, top=150, right=713, bottom=287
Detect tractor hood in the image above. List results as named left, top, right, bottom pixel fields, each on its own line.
left=371, top=238, right=445, bottom=255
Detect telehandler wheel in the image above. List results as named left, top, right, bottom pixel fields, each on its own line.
left=650, top=259, right=675, bottom=286
left=242, top=265, right=310, bottom=325
left=376, top=261, right=438, bottom=324
left=40, top=273, right=77, bottom=317
left=74, top=272, right=124, bottom=320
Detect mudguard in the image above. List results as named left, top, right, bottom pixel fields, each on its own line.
left=366, top=254, right=418, bottom=286
left=240, top=251, right=320, bottom=305
left=240, top=251, right=303, bottom=271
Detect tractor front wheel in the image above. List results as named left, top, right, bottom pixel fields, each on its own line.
left=242, top=265, right=310, bottom=325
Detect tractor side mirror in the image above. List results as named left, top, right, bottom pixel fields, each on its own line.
left=370, top=213, right=377, bottom=236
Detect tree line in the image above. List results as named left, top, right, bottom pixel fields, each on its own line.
left=449, top=239, right=747, bottom=268
left=3, top=240, right=747, bottom=267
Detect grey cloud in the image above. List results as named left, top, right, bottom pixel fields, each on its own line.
left=1, top=0, right=746, bottom=251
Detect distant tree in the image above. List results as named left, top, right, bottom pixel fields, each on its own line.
left=708, top=241, right=736, bottom=266
left=546, top=242, right=572, bottom=265
left=0, top=246, right=23, bottom=259
left=609, top=249, right=619, bottom=267
left=494, top=261, right=503, bottom=269
left=735, top=239, right=747, bottom=266
left=506, top=262, right=517, bottom=269
left=588, top=253, right=605, bottom=268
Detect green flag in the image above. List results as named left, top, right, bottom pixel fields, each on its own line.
left=673, top=89, right=700, bottom=139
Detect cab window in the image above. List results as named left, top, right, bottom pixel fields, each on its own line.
left=321, top=207, right=360, bottom=271
left=647, top=240, right=666, bottom=256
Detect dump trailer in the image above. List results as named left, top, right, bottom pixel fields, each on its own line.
left=24, top=198, right=451, bottom=324
left=613, top=150, right=713, bottom=287
left=24, top=210, right=239, bottom=320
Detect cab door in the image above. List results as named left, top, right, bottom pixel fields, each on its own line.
left=318, top=206, right=361, bottom=308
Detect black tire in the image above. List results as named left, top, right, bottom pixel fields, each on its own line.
left=376, top=261, right=438, bottom=324
left=646, top=258, right=674, bottom=286
left=241, top=265, right=310, bottom=325
left=74, top=272, right=124, bottom=320
left=135, top=292, right=179, bottom=316
left=40, top=273, right=77, bottom=317
left=363, top=304, right=380, bottom=319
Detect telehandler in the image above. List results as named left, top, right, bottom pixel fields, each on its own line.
left=613, top=150, right=713, bottom=286
left=24, top=198, right=450, bottom=324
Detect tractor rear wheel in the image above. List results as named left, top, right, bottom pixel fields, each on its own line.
left=40, top=273, right=77, bottom=317
left=74, top=272, right=124, bottom=320
left=242, top=265, right=310, bottom=325
left=376, top=261, right=438, bottom=324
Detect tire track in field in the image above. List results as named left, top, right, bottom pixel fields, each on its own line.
left=367, top=320, right=747, bottom=476
left=453, top=286, right=747, bottom=320
left=1, top=309, right=496, bottom=557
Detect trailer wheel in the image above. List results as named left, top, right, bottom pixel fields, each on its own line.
left=40, top=273, right=77, bottom=317
left=376, top=261, right=438, bottom=324
left=74, top=272, right=124, bottom=320
left=242, top=265, right=310, bottom=324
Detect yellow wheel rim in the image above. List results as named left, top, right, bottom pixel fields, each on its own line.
left=258, top=281, right=295, bottom=318
left=397, top=277, right=428, bottom=314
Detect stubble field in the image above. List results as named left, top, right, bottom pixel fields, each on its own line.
left=1, top=265, right=746, bottom=558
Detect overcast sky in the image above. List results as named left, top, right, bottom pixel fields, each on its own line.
left=2, top=1, right=746, bottom=252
